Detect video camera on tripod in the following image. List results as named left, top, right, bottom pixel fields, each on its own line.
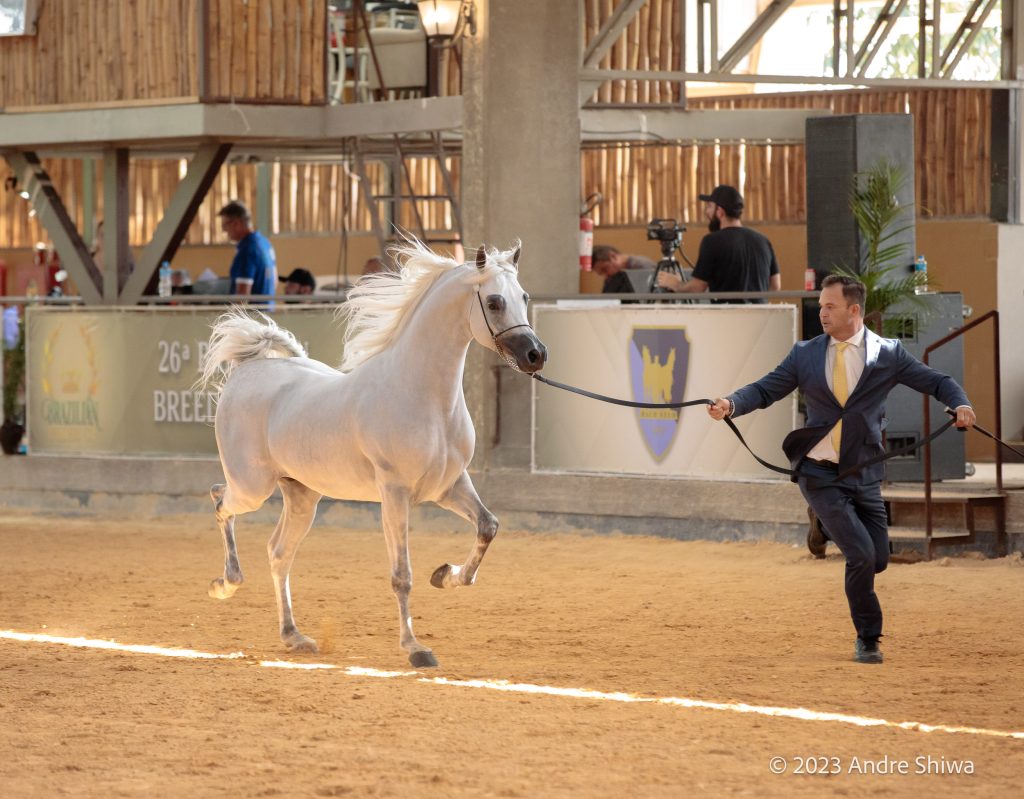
left=646, top=218, right=692, bottom=293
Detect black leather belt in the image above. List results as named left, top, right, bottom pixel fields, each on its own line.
left=806, top=458, right=839, bottom=470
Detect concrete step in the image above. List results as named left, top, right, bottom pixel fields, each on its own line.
left=882, top=489, right=1006, bottom=503
left=888, top=526, right=972, bottom=541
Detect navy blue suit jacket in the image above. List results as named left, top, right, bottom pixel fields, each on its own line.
left=728, top=328, right=970, bottom=483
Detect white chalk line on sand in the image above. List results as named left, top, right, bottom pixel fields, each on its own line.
left=3, top=629, right=1022, bottom=742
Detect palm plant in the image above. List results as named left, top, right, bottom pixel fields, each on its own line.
left=831, top=160, right=928, bottom=327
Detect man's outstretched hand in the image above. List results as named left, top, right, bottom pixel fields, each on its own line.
left=707, top=398, right=731, bottom=421
left=953, top=405, right=976, bottom=430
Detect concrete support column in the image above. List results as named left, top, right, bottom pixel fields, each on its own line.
left=461, top=0, right=580, bottom=470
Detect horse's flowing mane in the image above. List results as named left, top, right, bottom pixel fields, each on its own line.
left=338, top=239, right=519, bottom=373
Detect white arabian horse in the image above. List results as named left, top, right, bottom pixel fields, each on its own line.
left=198, top=242, right=546, bottom=667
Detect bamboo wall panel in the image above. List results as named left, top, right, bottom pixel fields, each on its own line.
left=0, top=0, right=326, bottom=108
left=0, top=85, right=991, bottom=249
left=0, top=153, right=459, bottom=249
left=203, top=0, right=326, bottom=103
left=583, top=0, right=683, bottom=106
left=0, top=0, right=198, bottom=108
left=581, top=88, right=990, bottom=226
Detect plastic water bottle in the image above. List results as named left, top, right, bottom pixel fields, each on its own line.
left=914, top=255, right=928, bottom=294
left=158, top=261, right=172, bottom=298
left=804, top=268, right=816, bottom=291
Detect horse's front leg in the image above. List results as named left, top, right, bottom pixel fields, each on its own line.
left=379, top=483, right=438, bottom=668
left=430, top=471, right=499, bottom=590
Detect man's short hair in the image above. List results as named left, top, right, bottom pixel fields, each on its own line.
left=591, top=244, right=620, bottom=265
left=217, top=200, right=252, bottom=223
left=822, top=274, right=866, bottom=309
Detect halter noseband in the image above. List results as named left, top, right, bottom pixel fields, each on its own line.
left=475, top=287, right=533, bottom=370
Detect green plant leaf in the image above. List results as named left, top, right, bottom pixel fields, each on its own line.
left=832, top=160, right=934, bottom=319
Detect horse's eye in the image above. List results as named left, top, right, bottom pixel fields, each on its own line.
left=523, top=294, right=530, bottom=307
left=486, top=295, right=505, bottom=312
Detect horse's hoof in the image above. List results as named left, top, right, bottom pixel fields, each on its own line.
left=430, top=564, right=451, bottom=589
left=410, top=650, right=438, bottom=669
left=285, top=635, right=319, bottom=654
left=208, top=578, right=238, bottom=600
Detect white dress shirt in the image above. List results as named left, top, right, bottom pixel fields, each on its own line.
left=807, top=326, right=867, bottom=463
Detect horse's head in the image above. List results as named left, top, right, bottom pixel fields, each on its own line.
left=469, top=244, right=547, bottom=374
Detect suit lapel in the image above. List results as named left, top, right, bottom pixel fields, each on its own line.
left=810, top=335, right=838, bottom=405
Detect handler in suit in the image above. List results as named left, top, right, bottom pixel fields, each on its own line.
left=707, top=275, right=975, bottom=664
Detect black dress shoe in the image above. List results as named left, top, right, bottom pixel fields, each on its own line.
left=806, top=505, right=827, bottom=559
left=854, top=637, right=883, bottom=664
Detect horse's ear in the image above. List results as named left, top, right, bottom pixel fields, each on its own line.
left=512, top=245, right=521, bottom=266
left=475, top=245, right=487, bottom=270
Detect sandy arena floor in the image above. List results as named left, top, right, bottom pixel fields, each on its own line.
left=1, top=512, right=1022, bottom=798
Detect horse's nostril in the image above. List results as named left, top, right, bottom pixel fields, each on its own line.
left=527, top=349, right=540, bottom=363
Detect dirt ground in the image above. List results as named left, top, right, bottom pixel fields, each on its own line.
left=1, top=512, right=1022, bottom=798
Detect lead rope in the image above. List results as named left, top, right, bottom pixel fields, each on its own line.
left=527, top=373, right=991, bottom=484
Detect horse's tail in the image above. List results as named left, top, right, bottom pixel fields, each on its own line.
left=197, top=307, right=306, bottom=394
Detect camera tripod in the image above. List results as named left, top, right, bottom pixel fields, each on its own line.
left=649, top=240, right=695, bottom=294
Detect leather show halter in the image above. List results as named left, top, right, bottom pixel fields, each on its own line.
left=475, top=288, right=534, bottom=369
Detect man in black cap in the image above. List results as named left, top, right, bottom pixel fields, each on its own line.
left=656, top=184, right=781, bottom=303
left=279, top=268, right=316, bottom=296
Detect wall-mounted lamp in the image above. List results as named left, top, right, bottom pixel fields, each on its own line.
left=4, top=174, right=30, bottom=199
left=416, top=0, right=476, bottom=46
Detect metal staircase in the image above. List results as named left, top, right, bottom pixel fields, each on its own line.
left=351, top=131, right=462, bottom=263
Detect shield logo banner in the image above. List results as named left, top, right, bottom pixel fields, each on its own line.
left=629, top=326, right=690, bottom=461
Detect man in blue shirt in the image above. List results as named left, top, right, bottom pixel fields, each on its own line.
left=218, top=200, right=277, bottom=298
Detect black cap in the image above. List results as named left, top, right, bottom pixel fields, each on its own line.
left=698, top=185, right=744, bottom=215
left=279, top=268, right=316, bottom=289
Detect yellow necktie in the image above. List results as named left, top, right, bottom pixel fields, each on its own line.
left=831, top=341, right=850, bottom=454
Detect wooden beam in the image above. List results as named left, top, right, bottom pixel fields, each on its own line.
left=853, top=0, right=909, bottom=78
left=579, top=0, right=647, bottom=106
left=580, top=107, right=831, bottom=144
left=3, top=151, right=103, bottom=306
left=582, top=0, right=647, bottom=69
left=102, top=148, right=131, bottom=304
left=717, top=0, right=795, bottom=73
left=119, top=143, right=231, bottom=306
left=1003, top=0, right=1024, bottom=81
left=941, top=0, right=998, bottom=79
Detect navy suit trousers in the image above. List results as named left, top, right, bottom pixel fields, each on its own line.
left=798, top=461, right=889, bottom=641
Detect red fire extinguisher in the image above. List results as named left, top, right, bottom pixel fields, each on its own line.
left=579, top=192, right=602, bottom=272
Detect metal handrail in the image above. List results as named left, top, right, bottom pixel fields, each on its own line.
left=921, top=309, right=1002, bottom=544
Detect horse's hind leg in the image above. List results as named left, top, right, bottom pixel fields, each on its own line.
left=430, top=471, right=498, bottom=590
left=268, top=478, right=322, bottom=654
left=208, top=483, right=244, bottom=599
left=380, top=484, right=437, bottom=668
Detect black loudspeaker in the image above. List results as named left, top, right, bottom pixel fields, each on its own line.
left=882, top=293, right=966, bottom=482
left=805, top=114, right=916, bottom=285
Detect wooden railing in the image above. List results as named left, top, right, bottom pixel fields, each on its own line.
left=0, top=0, right=326, bottom=110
